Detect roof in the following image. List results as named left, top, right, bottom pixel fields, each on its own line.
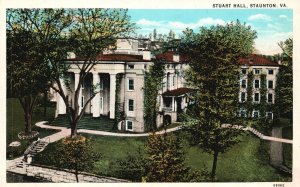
left=156, top=51, right=189, bottom=63
left=66, top=54, right=151, bottom=62
left=238, top=54, right=279, bottom=66
left=162, top=87, right=195, bottom=97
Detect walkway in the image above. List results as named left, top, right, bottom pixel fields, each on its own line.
left=221, top=124, right=293, bottom=144
left=36, top=121, right=182, bottom=137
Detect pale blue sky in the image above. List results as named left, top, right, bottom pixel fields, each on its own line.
left=128, top=9, right=293, bottom=55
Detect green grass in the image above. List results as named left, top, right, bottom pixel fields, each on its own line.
left=33, top=131, right=291, bottom=182
left=6, top=98, right=58, bottom=159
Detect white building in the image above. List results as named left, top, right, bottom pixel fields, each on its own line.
left=238, top=54, right=279, bottom=119
left=53, top=38, right=279, bottom=132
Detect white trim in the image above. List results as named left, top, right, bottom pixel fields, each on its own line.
left=267, top=93, right=274, bottom=104
left=240, top=92, right=247, bottom=102
left=267, top=80, right=274, bottom=89
left=253, top=92, right=260, bottom=103
left=254, top=79, right=260, bottom=89
left=241, top=79, right=247, bottom=88
left=266, top=112, right=273, bottom=119
left=126, top=120, right=133, bottom=131
left=128, top=99, right=134, bottom=112
left=254, top=68, right=261, bottom=75
left=252, top=110, right=260, bottom=118
left=127, top=78, right=135, bottom=91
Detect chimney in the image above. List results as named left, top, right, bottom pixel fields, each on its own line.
left=67, top=52, right=76, bottom=59
left=143, top=51, right=151, bottom=61
left=173, top=54, right=180, bottom=62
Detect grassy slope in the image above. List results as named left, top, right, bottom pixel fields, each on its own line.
left=34, top=131, right=291, bottom=182
left=6, top=98, right=58, bottom=159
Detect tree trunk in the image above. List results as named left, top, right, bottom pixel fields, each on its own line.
left=211, top=146, right=219, bottom=181
left=71, top=122, right=78, bottom=137
left=24, top=110, right=32, bottom=135
left=75, top=170, right=79, bottom=183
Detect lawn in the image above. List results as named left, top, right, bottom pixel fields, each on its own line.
left=6, top=98, right=59, bottom=159
left=34, top=131, right=291, bottom=182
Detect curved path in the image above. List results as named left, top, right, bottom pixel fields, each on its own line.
left=36, top=121, right=182, bottom=138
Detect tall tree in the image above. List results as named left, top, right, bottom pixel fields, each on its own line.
left=145, top=132, right=208, bottom=182
left=6, top=29, right=50, bottom=135
left=275, top=38, right=293, bottom=121
left=180, top=21, right=257, bottom=180
left=7, top=9, right=135, bottom=137
left=52, top=136, right=100, bottom=182
left=144, top=60, right=165, bottom=131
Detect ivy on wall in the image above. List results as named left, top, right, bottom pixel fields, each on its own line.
left=113, top=73, right=124, bottom=130
left=144, top=60, right=165, bottom=132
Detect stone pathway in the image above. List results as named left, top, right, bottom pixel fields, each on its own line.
left=221, top=124, right=293, bottom=144
left=36, top=121, right=182, bottom=137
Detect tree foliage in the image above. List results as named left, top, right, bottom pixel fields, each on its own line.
left=6, top=28, right=50, bottom=135
left=144, top=132, right=209, bottom=182
left=53, top=136, right=100, bottom=182
left=275, top=38, right=293, bottom=120
left=7, top=8, right=136, bottom=137
left=180, top=20, right=257, bottom=180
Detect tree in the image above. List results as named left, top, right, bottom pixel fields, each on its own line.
left=180, top=20, right=257, bottom=180
left=7, top=9, right=136, bottom=137
left=52, top=9, right=135, bottom=137
left=53, top=136, right=100, bottom=182
left=275, top=38, right=293, bottom=121
left=145, top=132, right=208, bottom=182
left=144, top=60, right=165, bottom=131
left=6, top=28, right=50, bottom=135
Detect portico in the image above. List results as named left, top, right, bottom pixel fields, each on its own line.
left=55, top=62, right=125, bottom=119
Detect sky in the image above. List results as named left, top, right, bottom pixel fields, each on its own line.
left=128, top=9, right=293, bottom=55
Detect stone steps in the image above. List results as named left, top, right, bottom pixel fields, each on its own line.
left=50, top=115, right=115, bottom=131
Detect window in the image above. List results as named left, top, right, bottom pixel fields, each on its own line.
left=128, top=79, right=134, bottom=90
left=241, top=79, right=247, bottom=88
left=254, top=69, right=261, bottom=75
left=268, top=69, right=274, bottom=75
left=128, top=64, right=134, bottom=69
left=254, top=79, right=260, bottom=88
left=128, top=99, right=134, bottom=111
left=240, top=110, right=247, bottom=117
left=240, top=92, right=246, bottom=102
left=267, top=93, right=273, bottom=103
left=126, top=121, right=133, bottom=131
left=253, top=111, right=259, bottom=118
left=268, top=80, right=274, bottom=89
left=241, top=69, right=247, bottom=75
left=266, top=112, right=273, bottom=119
left=254, top=93, right=260, bottom=103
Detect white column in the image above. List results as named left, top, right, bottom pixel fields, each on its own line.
left=92, top=73, right=100, bottom=117
left=109, top=74, right=116, bottom=119
left=75, top=73, right=82, bottom=114
left=172, top=97, right=175, bottom=111
left=58, top=78, right=66, bottom=115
